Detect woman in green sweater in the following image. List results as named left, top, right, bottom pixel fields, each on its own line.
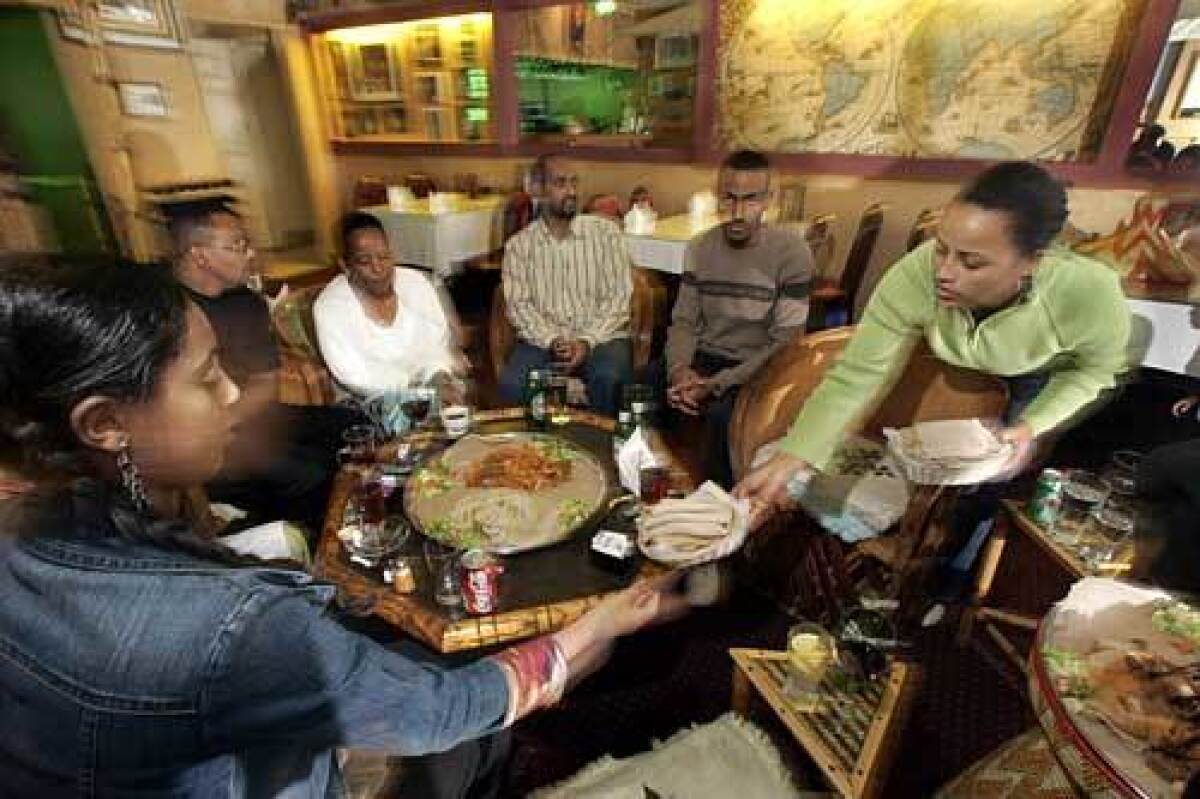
left=735, top=161, right=1131, bottom=520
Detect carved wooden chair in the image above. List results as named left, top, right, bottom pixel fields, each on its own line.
left=729, top=328, right=1008, bottom=626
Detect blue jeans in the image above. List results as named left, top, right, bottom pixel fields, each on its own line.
left=499, top=339, right=633, bottom=417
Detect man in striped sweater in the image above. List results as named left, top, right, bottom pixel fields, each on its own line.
left=499, top=155, right=634, bottom=416
left=663, top=150, right=814, bottom=485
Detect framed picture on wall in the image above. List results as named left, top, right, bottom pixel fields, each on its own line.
left=117, top=82, right=168, bottom=118
left=381, top=106, right=408, bottom=134
left=350, top=43, right=403, bottom=101
left=654, top=34, right=696, bottom=70
left=415, top=24, right=443, bottom=65
left=58, top=0, right=180, bottom=49
left=415, top=72, right=448, bottom=105
left=423, top=108, right=449, bottom=141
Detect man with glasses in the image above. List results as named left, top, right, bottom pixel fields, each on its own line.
left=660, top=149, right=813, bottom=485
left=167, top=199, right=360, bottom=535
left=314, top=212, right=466, bottom=403
left=499, top=154, right=634, bottom=416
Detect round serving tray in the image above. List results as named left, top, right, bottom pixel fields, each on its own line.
left=404, top=431, right=612, bottom=554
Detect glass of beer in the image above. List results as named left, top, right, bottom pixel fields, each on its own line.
left=783, top=623, right=837, bottom=710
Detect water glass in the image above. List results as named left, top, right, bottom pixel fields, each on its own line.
left=1082, top=505, right=1136, bottom=567
left=423, top=540, right=463, bottom=608
left=1057, top=470, right=1110, bottom=534
left=401, top=385, right=437, bottom=429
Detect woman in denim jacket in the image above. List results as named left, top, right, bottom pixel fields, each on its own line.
left=0, top=260, right=687, bottom=798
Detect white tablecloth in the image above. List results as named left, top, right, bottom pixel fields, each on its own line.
left=365, top=198, right=503, bottom=279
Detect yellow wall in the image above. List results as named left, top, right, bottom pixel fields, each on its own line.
left=39, top=0, right=295, bottom=260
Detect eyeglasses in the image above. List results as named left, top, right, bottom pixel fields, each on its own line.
left=205, top=239, right=252, bottom=255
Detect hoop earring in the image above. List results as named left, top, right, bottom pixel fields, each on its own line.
left=117, top=440, right=150, bottom=513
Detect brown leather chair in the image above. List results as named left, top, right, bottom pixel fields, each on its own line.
left=488, top=266, right=666, bottom=389
left=730, top=328, right=1008, bottom=625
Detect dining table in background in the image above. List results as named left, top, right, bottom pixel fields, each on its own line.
left=365, top=194, right=505, bottom=279
left=1123, top=278, right=1200, bottom=378
left=623, top=213, right=720, bottom=275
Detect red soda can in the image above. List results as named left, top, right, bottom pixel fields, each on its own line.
left=460, top=549, right=503, bottom=614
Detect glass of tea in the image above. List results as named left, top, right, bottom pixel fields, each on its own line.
left=339, top=425, right=377, bottom=466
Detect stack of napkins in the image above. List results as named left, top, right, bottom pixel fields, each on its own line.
left=883, top=418, right=1012, bottom=485
left=637, top=482, right=749, bottom=568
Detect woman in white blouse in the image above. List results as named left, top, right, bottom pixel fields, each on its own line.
left=314, top=212, right=466, bottom=406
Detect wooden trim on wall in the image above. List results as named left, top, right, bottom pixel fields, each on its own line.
left=301, top=1, right=492, bottom=33
left=492, top=2, right=520, bottom=149
left=331, top=139, right=502, bottom=157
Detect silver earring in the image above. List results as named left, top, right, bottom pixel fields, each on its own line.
left=117, top=440, right=150, bottom=513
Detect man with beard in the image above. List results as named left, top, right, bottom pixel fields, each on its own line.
left=314, top=212, right=466, bottom=403
left=498, top=155, right=634, bottom=416
left=662, top=150, right=813, bottom=486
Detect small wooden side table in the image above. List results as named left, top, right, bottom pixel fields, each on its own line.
left=730, top=648, right=917, bottom=799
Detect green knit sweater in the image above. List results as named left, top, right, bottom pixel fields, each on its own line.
left=779, top=242, right=1132, bottom=470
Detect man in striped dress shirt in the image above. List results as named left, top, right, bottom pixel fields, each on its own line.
left=499, top=155, right=634, bottom=416
left=662, top=150, right=814, bottom=485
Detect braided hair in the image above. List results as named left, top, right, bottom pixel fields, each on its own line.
left=0, top=259, right=284, bottom=569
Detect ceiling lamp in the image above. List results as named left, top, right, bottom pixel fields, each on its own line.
left=595, top=1, right=617, bottom=15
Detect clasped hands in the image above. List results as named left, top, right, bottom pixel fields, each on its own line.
left=666, top=366, right=714, bottom=416
left=550, top=337, right=589, bottom=371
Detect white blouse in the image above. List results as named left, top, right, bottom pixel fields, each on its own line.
left=313, top=267, right=458, bottom=399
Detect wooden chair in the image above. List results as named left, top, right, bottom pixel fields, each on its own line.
left=488, top=267, right=666, bottom=388
left=405, top=173, right=437, bottom=199
left=273, top=285, right=336, bottom=406
left=729, top=328, right=1008, bottom=626
left=905, top=208, right=941, bottom=253
left=803, top=213, right=837, bottom=279
left=584, top=193, right=623, bottom=222
left=809, top=203, right=887, bottom=331
left=351, top=176, right=388, bottom=208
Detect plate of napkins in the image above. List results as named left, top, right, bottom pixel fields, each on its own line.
left=883, top=418, right=1013, bottom=485
left=637, top=481, right=750, bottom=568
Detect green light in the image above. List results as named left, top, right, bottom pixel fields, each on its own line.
left=466, top=107, right=488, bottom=122
left=594, top=1, right=616, bottom=15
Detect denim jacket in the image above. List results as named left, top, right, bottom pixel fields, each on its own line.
left=0, top=533, right=509, bottom=797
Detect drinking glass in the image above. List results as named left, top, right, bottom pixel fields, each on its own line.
left=546, top=363, right=570, bottom=426
left=1081, top=505, right=1136, bottom=568
left=423, top=539, right=463, bottom=608
left=1056, top=470, right=1110, bottom=542
left=782, top=623, right=837, bottom=710
left=339, top=425, right=377, bottom=466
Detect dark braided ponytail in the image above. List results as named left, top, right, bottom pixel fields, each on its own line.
left=0, top=259, right=290, bottom=569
